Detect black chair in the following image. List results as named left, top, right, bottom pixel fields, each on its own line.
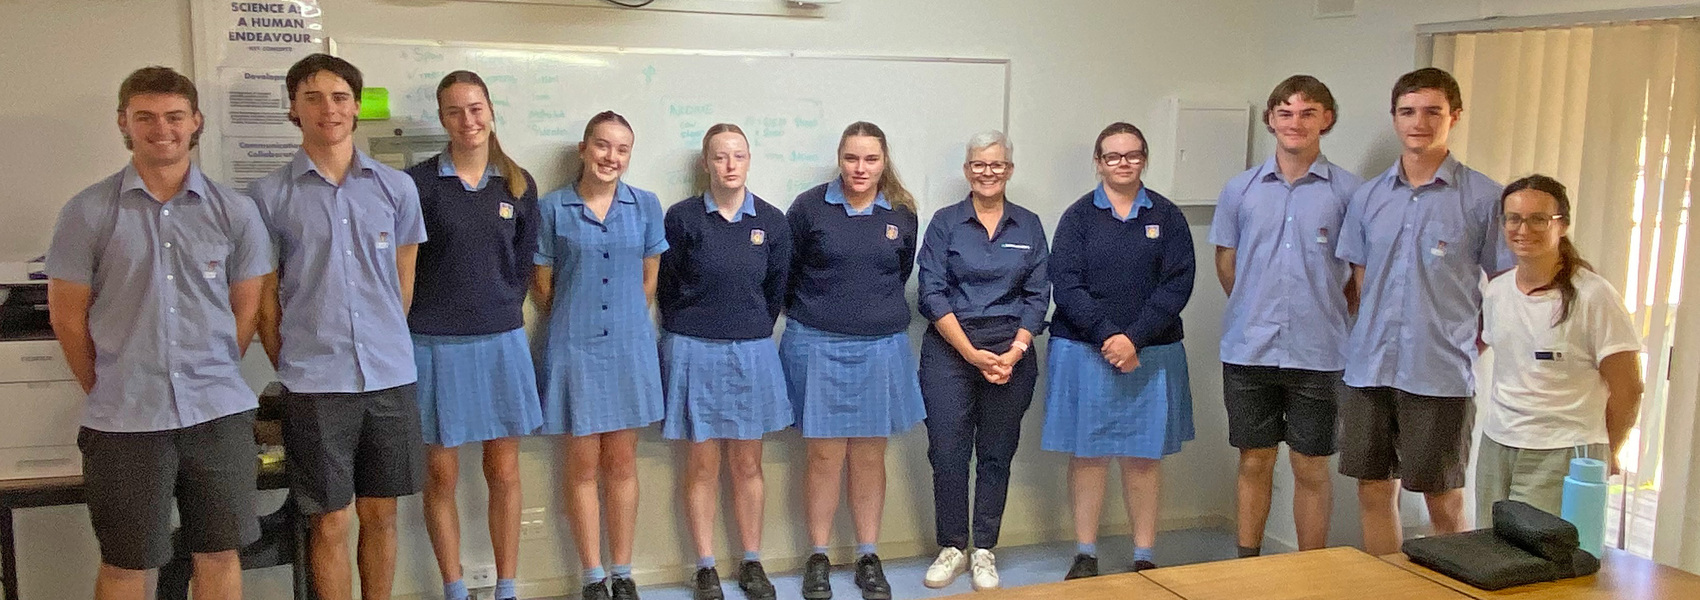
left=155, top=492, right=315, bottom=600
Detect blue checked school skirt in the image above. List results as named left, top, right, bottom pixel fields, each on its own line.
left=1041, top=338, right=1195, bottom=459
left=660, top=332, right=793, bottom=442
left=412, top=329, right=543, bottom=447
left=537, top=327, right=666, bottom=437
left=779, top=319, right=926, bottom=438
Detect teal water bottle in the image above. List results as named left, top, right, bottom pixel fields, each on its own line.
left=1561, top=456, right=1609, bottom=557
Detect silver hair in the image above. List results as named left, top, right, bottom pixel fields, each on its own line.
left=965, top=130, right=1013, bottom=163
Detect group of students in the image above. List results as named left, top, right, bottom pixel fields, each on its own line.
left=43, top=50, right=1643, bottom=600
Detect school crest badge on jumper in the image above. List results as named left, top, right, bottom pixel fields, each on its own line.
left=202, top=260, right=220, bottom=279
left=886, top=224, right=899, bottom=240
left=498, top=202, right=515, bottom=220
left=750, top=229, right=766, bottom=246
left=377, top=232, right=391, bottom=249
left=1145, top=224, right=1161, bottom=239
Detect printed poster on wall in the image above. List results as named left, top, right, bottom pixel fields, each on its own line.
left=206, top=1, right=325, bottom=185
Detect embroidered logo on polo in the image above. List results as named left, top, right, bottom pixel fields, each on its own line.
left=499, top=202, right=515, bottom=220
left=886, top=224, right=899, bottom=240
left=202, top=260, right=220, bottom=279
left=750, top=229, right=765, bottom=246
left=1145, top=224, right=1161, bottom=239
left=1431, top=240, right=1448, bottom=257
left=377, top=232, right=391, bottom=249
left=1316, top=227, right=1330, bottom=244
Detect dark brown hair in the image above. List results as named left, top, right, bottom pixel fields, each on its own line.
left=437, top=70, right=528, bottom=199
left=837, top=121, right=916, bottom=213
left=1502, top=174, right=1591, bottom=325
left=579, top=110, right=634, bottom=181
left=117, top=66, right=201, bottom=149
left=1093, top=122, right=1149, bottom=159
left=1265, top=74, right=1337, bottom=135
left=1390, top=67, right=1463, bottom=114
left=285, top=53, right=363, bottom=128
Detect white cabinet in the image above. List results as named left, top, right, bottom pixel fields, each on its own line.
left=0, top=340, right=85, bottom=479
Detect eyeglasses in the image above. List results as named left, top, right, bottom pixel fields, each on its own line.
left=967, top=161, right=1012, bottom=175
left=1501, top=213, right=1567, bottom=231
left=1099, top=151, right=1147, bottom=166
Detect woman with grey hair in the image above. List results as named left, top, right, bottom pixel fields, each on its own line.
left=916, top=131, right=1050, bottom=591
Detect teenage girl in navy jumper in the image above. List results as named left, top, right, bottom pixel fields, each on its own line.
left=404, top=71, right=542, bottom=600
left=1044, top=123, right=1197, bottom=579
left=533, top=111, right=669, bottom=600
left=782, top=122, right=923, bottom=600
left=657, top=124, right=792, bottom=600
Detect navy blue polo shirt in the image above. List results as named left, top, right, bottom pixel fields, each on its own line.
left=1049, top=184, right=1196, bottom=347
left=916, top=196, right=1050, bottom=334
left=404, top=154, right=540, bottom=336
left=658, top=192, right=793, bottom=340
left=785, top=180, right=919, bottom=336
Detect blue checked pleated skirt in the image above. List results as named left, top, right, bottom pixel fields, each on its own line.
left=1041, top=338, right=1195, bottom=459
left=660, top=332, right=794, bottom=442
left=412, top=329, right=543, bottom=447
left=537, top=327, right=666, bottom=437
left=779, top=319, right=926, bottom=438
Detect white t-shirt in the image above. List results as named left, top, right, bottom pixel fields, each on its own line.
left=1482, top=267, right=1642, bottom=449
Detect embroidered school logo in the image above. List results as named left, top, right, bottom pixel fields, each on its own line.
left=885, top=224, right=899, bottom=240
left=1317, top=227, right=1330, bottom=244
left=1431, top=240, right=1448, bottom=257
left=377, top=232, right=391, bottom=249
left=203, top=260, right=220, bottom=279
left=750, top=229, right=766, bottom=246
left=498, top=202, right=515, bottom=219
left=1145, top=224, right=1160, bottom=239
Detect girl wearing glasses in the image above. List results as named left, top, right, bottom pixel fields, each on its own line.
left=782, top=121, right=923, bottom=600
left=1044, top=122, right=1196, bottom=579
left=1477, top=174, right=1642, bottom=526
left=916, top=131, right=1048, bottom=591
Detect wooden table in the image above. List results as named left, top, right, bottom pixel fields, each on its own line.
left=949, top=572, right=1184, bottom=600
left=1139, top=547, right=1473, bottom=600
left=1383, top=548, right=1700, bottom=599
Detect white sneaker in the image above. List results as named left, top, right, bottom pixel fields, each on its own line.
left=924, top=546, right=967, bottom=588
left=970, top=548, right=1000, bottom=591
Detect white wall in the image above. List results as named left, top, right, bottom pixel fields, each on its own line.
left=6, top=1, right=1253, bottom=598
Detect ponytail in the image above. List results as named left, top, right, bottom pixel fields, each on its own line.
left=487, top=131, right=529, bottom=199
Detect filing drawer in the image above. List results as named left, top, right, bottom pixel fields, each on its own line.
left=0, top=340, right=74, bottom=383
left=0, top=379, right=85, bottom=479
left=0, top=444, right=80, bottom=479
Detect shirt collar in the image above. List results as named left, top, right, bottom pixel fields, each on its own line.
left=436, top=153, right=501, bottom=192
left=1391, top=152, right=1463, bottom=190
left=825, top=177, right=890, bottom=216
left=957, top=196, right=1021, bottom=228
left=290, top=147, right=379, bottom=182
left=1255, top=154, right=1335, bottom=184
left=1092, top=183, right=1153, bottom=222
left=119, top=162, right=210, bottom=203
left=560, top=181, right=637, bottom=206
left=703, top=190, right=758, bottom=223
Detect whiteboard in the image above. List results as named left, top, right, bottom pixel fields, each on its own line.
left=332, top=38, right=1009, bottom=211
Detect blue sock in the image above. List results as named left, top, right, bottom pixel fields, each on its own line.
left=583, top=566, right=607, bottom=583
left=444, top=580, right=469, bottom=600
left=495, top=578, right=517, bottom=600
left=743, top=550, right=761, bottom=563
left=1077, top=542, right=1097, bottom=557
left=856, top=542, right=878, bottom=556
left=611, top=564, right=633, bottom=579
left=697, top=555, right=717, bottom=569
left=1134, top=547, right=1155, bottom=563
left=812, top=545, right=829, bottom=556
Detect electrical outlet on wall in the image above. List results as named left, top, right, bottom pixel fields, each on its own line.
left=520, top=506, right=550, bottom=540
left=465, top=563, right=499, bottom=589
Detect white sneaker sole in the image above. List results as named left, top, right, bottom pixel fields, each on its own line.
left=923, top=570, right=963, bottom=589
left=971, top=578, right=999, bottom=591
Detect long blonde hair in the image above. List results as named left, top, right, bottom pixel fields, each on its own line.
left=436, top=70, right=528, bottom=199
left=838, top=121, right=915, bottom=213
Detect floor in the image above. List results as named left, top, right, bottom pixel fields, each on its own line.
left=583, top=528, right=1240, bottom=600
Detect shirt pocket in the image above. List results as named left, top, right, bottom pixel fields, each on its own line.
left=188, top=240, right=233, bottom=292
left=1421, top=222, right=1463, bottom=267
left=354, top=197, right=399, bottom=252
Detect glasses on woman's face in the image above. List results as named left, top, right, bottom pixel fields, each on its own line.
left=1502, top=213, right=1567, bottom=232
left=967, top=161, right=1012, bottom=175
left=1099, top=151, right=1147, bottom=167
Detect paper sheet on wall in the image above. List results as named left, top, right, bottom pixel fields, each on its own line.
left=203, top=1, right=324, bottom=184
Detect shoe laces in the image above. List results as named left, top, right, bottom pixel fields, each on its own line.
left=971, top=550, right=996, bottom=575
left=931, top=547, right=965, bottom=569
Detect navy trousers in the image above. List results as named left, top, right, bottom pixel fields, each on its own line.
left=919, top=316, right=1038, bottom=550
